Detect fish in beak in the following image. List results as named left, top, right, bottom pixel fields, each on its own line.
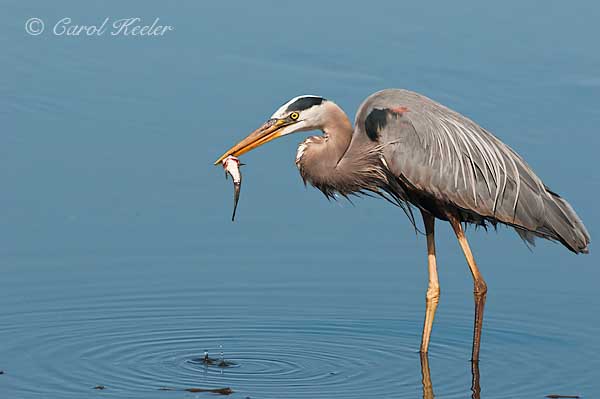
left=222, top=155, right=242, bottom=221
left=214, top=116, right=298, bottom=221
left=213, top=118, right=290, bottom=165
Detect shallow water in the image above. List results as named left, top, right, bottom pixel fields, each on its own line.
left=2, top=0, right=599, bottom=398
left=2, top=257, right=599, bottom=398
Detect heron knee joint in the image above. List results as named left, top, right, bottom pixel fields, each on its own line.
left=474, top=280, right=487, bottom=296
left=426, top=286, right=440, bottom=302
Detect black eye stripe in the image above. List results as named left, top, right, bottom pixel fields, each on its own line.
left=285, top=96, right=324, bottom=112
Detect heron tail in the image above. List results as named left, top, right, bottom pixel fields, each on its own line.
left=539, top=189, right=590, bottom=254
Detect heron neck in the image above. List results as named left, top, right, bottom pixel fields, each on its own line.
left=320, top=102, right=353, bottom=165
left=297, top=102, right=390, bottom=198
left=297, top=103, right=370, bottom=196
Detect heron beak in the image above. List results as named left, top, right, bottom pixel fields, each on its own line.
left=214, top=119, right=290, bottom=165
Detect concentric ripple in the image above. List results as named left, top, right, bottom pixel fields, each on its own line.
left=0, top=282, right=598, bottom=398
left=0, top=296, right=419, bottom=398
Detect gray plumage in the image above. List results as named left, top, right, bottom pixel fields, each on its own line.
left=296, top=89, right=589, bottom=253
left=214, top=88, right=591, bottom=360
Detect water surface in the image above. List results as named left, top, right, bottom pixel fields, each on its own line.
left=1, top=1, right=599, bottom=398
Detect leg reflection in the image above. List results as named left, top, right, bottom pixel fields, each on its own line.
left=471, top=360, right=481, bottom=399
left=419, top=353, right=434, bottom=399
left=419, top=353, right=482, bottom=399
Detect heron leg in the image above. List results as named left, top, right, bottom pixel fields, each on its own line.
left=448, top=215, right=487, bottom=362
left=420, top=211, right=440, bottom=354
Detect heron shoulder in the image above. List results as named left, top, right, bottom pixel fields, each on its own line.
left=355, top=89, right=421, bottom=123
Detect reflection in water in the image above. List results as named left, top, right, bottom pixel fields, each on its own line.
left=420, top=353, right=481, bottom=399
left=471, top=361, right=481, bottom=399
left=419, top=353, right=434, bottom=399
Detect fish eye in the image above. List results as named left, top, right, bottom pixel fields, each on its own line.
left=289, top=112, right=300, bottom=120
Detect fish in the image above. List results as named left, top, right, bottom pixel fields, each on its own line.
left=222, top=155, right=242, bottom=221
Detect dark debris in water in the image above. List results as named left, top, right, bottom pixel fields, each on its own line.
left=93, top=385, right=106, bottom=390
left=189, top=355, right=238, bottom=368
left=0, top=370, right=4, bottom=375
left=200, top=356, right=218, bottom=365
left=545, top=395, right=580, bottom=399
left=217, top=359, right=236, bottom=368
left=159, top=387, right=233, bottom=395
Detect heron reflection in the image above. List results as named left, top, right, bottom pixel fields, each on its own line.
left=420, top=353, right=481, bottom=399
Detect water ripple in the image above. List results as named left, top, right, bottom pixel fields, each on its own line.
left=0, top=287, right=597, bottom=398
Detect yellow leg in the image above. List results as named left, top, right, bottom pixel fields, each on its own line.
left=448, top=215, right=488, bottom=362
left=420, top=211, right=440, bottom=354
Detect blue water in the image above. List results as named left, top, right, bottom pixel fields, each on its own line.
left=1, top=1, right=599, bottom=398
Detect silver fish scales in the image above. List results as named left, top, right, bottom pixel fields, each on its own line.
left=222, top=155, right=242, bottom=221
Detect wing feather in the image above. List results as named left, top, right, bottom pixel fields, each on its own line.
left=352, top=89, right=590, bottom=253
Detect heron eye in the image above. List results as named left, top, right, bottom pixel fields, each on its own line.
left=289, top=112, right=300, bottom=120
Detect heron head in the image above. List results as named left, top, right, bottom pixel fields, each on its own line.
left=214, top=95, right=328, bottom=164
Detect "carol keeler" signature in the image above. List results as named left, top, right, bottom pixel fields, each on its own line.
left=51, top=17, right=173, bottom=36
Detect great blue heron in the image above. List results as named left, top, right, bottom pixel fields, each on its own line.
left=214, top=89, right=590, bottom=361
